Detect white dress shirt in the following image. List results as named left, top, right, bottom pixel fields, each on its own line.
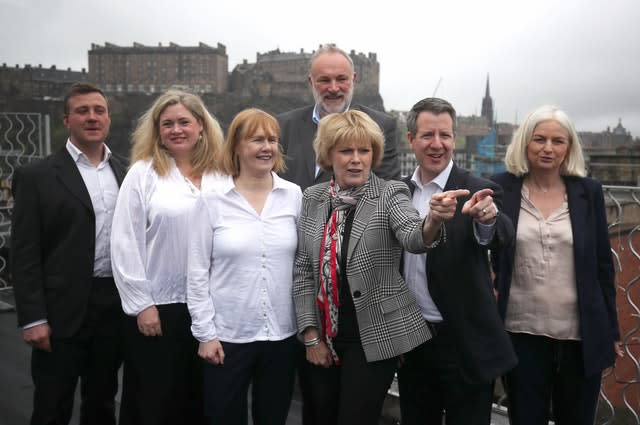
left=188, top=173, right=302, bottom=344
left=111, top=159, right=222, bottom=316
left=404, top=161, right=496, bottom=322
left=66, top=140, right=119, bottom=277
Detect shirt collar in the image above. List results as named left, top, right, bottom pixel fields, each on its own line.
left=410, top=160, right=454, bottom=191
left=66, top=139, right=112, bottom=165
left=221, top=171, right=283, bottom=194
left=311, top=102, right=352, bottom=125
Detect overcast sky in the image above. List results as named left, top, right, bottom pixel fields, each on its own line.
left=2, top=0, right=639, bottom=137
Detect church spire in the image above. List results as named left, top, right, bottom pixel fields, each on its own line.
left=481, top=73, right=494, bottom=127
left=485, top=74, right=491, bottom=97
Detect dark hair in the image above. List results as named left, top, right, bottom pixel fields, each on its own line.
left=406, top=97, right=457, bottom=135
left=63, top=82, right=108, bottom=115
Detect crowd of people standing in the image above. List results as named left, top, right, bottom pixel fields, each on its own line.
left=10, top=43, right=622, bottom=425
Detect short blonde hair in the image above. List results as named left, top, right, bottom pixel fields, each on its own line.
left=220, top=108, right=286, bottom=177
left=314, top=110, right=384, bottom=172
left=505, top=105, right=586, bottom=177
left=131, top=89, right=223, bottom=176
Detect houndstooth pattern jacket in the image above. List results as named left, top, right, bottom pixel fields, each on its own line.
left=293, top=173, right=434, bottom=362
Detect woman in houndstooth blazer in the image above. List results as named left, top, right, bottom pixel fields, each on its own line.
left=293, top=110, right=447, bottom=425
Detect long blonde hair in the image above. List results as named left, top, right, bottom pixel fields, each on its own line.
left=130, top=89, right=223, bottom=176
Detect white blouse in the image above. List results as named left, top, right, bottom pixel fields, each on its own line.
left=188, top=173, right=302, bottom=344
left=111, top=159, right=222, bottom=316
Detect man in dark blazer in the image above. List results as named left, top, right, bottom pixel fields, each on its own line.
left=397, top=97, right=517, bottom=425
left=277, top=44, right=400, bottom=191
left=11, top=83, right=127, bottom=425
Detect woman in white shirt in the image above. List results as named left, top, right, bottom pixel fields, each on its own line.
left=111, top=90, right=223, bottom=425
left=188, top=108, right=302, bottom=425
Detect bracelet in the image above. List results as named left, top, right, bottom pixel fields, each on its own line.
left=303, top=337, right=321, bottom=347
left=426, top=223, right=447, bottom=249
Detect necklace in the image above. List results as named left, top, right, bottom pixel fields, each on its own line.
left=183, top=176, right=200, bottom=193
left=529, top=177, right=550, bottom=193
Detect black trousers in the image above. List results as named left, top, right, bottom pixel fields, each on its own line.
left=202, top=336, right=297, bottom=425
left=296, top=342, right=316, bottom=425
left=397, top=322, right=494, bottom=425
left=118, top=303, right=205, bottom=425
left=307, top=338, right=397, bottom=425
left=30, top=277, right=124, bottom=425
left=505, top=333, right=602, bottom=425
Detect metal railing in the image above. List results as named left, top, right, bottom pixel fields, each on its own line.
left=599, top=186, right=640, bottom=424
left=0, top=112, right=48, bottom=291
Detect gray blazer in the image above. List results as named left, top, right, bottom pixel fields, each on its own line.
left=293, top=174, right=432, bottom=362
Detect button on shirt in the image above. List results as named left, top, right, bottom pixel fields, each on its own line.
left=188, top=173, right=302, bottom=343
left=66, top=140, right=118, bottom=277
left=111, top=159, right=222, bottom=316
left=403, top=162, right=496, bottom=322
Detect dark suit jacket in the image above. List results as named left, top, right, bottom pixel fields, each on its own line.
left=11, top=146, right=127, bottom=338
left=277, top=104, right=400, bottom=190
left=491, top=172, right=620, bottom=376
left=404, top=165, right=517, bottom=383
left=294, top=174, right=433, bottom=362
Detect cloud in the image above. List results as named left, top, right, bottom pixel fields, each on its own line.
left=2, top=0, right=639, bottom=136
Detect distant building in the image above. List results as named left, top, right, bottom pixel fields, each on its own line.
left=230, top=46, right=383, bottom=108
left=230, top=49, right=312, bottom=100
left=88, top=42, right=229, bottom=94
left=580, top=118, right=634, bottom=149
left=0, top=63, right=88, bottom=99
left=481, top=74, right=494, bottom=127
left=588, top=144, right=640, bottom=186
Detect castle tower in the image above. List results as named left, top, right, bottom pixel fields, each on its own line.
left=481, top=74, right=494, bottom=127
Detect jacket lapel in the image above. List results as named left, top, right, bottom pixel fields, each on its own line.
left=298, top=113, right=319, bottom=186
left=346, top=175, right=381, bottom=263
left=53, top=148, right=93, bottom=212
left=311, top=187, right=332, bottom=269
left=109, top=154, right=127, bottom=186
left=501, top=174, right=523, bottom=230
left=565, top=177, right=587, bottom=267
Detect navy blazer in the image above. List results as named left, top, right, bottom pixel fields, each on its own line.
left=491, top=172, right=620, bottom=376
left=11, top=146, right=127, bottom=337
left=277, top=104, right=400, bottom=190
left=404, top=165, right=518, bottom=384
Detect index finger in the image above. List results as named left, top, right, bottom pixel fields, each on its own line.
left=442, top=189, right=471, bottom=200
left=473, top=188, right=494, bottom=201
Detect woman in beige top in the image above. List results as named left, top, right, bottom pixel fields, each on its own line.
left=491, top=105, right=623, bottom=425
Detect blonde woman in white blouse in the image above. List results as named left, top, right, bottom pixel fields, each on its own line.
left=188, top=108, right=302, bottom=425
left=111, top=90, right=223, bottom=425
